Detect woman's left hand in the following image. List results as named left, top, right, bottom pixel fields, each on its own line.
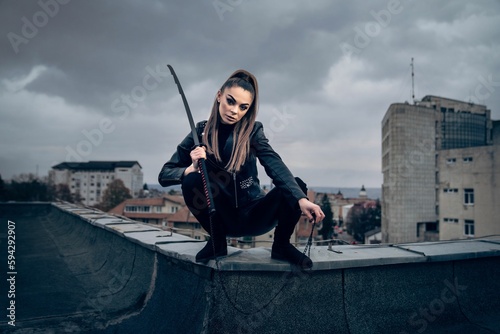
left=298, top=198, right=325, bottom=223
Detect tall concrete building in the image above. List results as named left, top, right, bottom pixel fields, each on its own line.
left=50, top=161, right=143, bottom=206
left=381, top=96, right=496, bottom=243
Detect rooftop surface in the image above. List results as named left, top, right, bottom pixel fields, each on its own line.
left=1, top=202, right=499, bottom=333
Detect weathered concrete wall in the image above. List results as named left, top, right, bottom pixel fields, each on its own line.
left=1, top=203, right=499, bottom=333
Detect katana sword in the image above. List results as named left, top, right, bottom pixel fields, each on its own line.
left=167, top=64, right=216, bottom=216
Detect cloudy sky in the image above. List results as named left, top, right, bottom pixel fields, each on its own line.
left=1, top=0, right=499, bottom=188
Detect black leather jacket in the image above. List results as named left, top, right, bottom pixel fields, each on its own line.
left=158, top=121, right=306, bottom=208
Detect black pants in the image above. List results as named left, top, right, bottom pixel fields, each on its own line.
left=182, top=172, right=307, bottom=243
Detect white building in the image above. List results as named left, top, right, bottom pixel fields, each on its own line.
left=382, top=96, right=496, bottom=243
left=50, top=161, right=143, bottom=206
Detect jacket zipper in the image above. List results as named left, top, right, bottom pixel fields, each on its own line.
left=233, top=172, right=238, bottom=208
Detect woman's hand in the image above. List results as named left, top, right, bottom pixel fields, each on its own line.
left=184, top=146, right=207, bottom=175
left=298, top=198, right=325, bottom=223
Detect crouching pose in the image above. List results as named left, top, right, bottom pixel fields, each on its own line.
left=159, top=69, right=324, bottom=268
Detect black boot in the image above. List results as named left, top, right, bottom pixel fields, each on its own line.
left=196, top=218, right=227, bottom=263
left=272, top=216, right=313, bottom=269
left=271, top=242, right=313, bottom=269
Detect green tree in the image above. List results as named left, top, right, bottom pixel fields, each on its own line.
left=96, top=179, right=132, bottom=211
left=318, top=194, right=335, bottom=243
left=346, top=200, right=381, bottom=242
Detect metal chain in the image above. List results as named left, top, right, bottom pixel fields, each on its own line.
left=303, top=221, right=316, bottom=259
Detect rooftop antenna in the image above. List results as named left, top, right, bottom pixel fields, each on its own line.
left=411, top=57, right=415, bottom=104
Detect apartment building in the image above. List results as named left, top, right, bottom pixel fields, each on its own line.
left=381, top=95, right=495, bottom=243
left=50, top=161, right=143, bottom=206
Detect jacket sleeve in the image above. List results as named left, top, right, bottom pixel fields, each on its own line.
left=251, top=122, right=307, bottom=203
left=158, top=129, right=196, bottom=187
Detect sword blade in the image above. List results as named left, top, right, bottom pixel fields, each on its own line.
left=167, top=64, right=200, bottom=146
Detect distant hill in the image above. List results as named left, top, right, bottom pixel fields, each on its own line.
left=310, top=187, right=381, bottom=200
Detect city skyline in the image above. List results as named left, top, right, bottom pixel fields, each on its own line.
left=1, top=1, right=499, bottom=187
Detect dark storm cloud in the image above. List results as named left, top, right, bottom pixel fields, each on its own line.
left=0, top=0, right=499, bottom=187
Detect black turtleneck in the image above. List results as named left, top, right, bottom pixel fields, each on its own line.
left=218, top=123, right=235, bottom=165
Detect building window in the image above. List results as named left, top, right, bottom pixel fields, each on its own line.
left=441, top=111, right=487, bottom=149
left=446, top=158, right=456, bottom=164
left=170, top=206, right=178, bottom=213
left=443, top=188, right=458, bottom=193
left=463, top=157, right=473, bottom=163
left=155, top=206, right=162, bottom=213
left=443, top=218, right=459, bottom=223
left=464, top=189, right=474, bottom=205
left=125, top=206, right=150, bottom=213
left=464, top=220, right=475, bottom=236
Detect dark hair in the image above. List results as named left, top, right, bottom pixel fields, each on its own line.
left=203, top=69, right=259, bottom=172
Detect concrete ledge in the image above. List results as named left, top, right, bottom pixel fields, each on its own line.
left=1, top=202, right=499, bottom=333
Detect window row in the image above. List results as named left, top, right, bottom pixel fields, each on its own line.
left=446, top=157, right=473, bottom=164
left=442, top=188, right=474, bottom=205
left=442, top=219, right=475, bottom=236
left=124, top=206, right=177, bottom=213
left=125, top=206, right=151, bottom=213
left=71, top=175, right=114, bottom=180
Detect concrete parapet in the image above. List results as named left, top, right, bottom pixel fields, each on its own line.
left=0, top=202, right=499, bottom=333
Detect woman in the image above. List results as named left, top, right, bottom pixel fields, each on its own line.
left=159, top=69, right=324, bottom=268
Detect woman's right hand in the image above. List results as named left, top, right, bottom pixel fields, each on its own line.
left=184, top=146, right=207, bottom=175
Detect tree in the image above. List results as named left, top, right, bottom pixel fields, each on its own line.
left=5, top=173, right=54, bottom=201
left=345, top=200, right=381, bottom=242
left=0, top=174, right=5, bottom=201
left=318, top=194, right=335, bottom=243
left=138, top=183, right=150, bottom=198
left=53, top=184, right=74, bottom=202
left=96, top=179, right=132, bottom=211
